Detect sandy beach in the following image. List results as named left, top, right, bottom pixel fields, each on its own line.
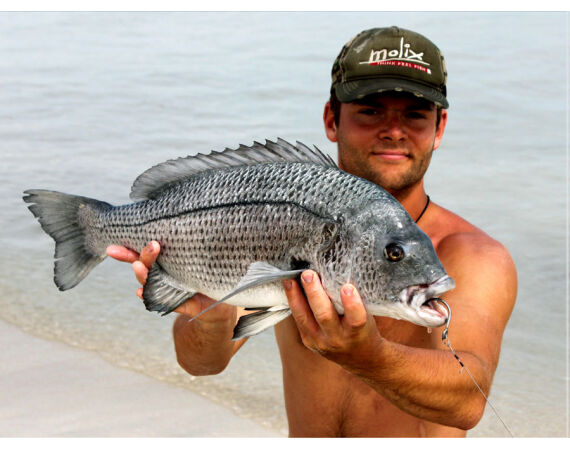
left=0, top=319, right=283, bottom=437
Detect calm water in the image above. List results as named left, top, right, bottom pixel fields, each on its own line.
left=0, top=12, right=567, bottom=437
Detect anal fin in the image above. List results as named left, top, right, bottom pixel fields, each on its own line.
left=232, top=306, right=291, bottom=340
left=143, top=263, right=195, bottom=316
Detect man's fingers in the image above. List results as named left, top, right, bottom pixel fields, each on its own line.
left=107, top=241, right=160, bottom=301
left=106, top=241, right=160, bottom=268
left=284, top=279, right=319, bottom=335
left=300, top=270, right=341, bottom=331
left=340, top=284, right=368, bottom=330
left=139, top=241, right=160, bottom=268
left=106, top=245, right=139, bottom=263
left=133, top=260, right=149, bottom=286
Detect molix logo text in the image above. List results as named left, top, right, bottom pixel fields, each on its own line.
left=360, top=37, right=432, bottom=73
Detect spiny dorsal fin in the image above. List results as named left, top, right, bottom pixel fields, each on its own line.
left=130, top=138, right=336, bottom=200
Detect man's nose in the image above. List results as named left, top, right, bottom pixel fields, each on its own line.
left=378, top=113, right=406, bottom=141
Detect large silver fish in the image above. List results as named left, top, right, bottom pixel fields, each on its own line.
left=23, top=139, right=454, bottom=339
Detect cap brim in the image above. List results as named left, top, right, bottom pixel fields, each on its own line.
left=335, top=78, right=449, bottom=109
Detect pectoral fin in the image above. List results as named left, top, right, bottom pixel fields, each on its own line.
left=234, top=261, right=304, bottom=290
left=232, top=306, right=291, bottom=340
left=143, top=263, right=196, bottom=315
left=187, top=262, right=304, bottom=323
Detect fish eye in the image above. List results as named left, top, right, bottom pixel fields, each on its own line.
left=384, top=243, right=405, bottom=262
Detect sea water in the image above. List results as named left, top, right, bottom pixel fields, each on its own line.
left=0, top=11, right=566, bottom=437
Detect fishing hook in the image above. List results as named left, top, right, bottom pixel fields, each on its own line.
left=434, top=297, right=451, bottom=343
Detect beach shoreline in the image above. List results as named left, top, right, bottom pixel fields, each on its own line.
left=0, top=319, right=284, bottom=437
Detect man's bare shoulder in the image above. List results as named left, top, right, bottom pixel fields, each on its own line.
left=429, top=203, right=513, bottom=267
left=428, top=203, right=517, bottom=321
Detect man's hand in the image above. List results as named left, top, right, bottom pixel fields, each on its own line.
left=283, top=270, right=383, bottom=370
left=106, top=241, right=236, bottom=323
left=106, top=241, right=159, bottom=300
left=106, top=241, right=246, bottom=376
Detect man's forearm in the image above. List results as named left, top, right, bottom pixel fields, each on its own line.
left=172, top=314, right=245, bottom=376
left=348, top=338, right=489, bottom=430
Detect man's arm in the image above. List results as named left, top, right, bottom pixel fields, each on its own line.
left=106, top=241, right=248, bottom=376
left=284, top=232, right=517, bottom=430
left=171, top=301, right=248, bottom=375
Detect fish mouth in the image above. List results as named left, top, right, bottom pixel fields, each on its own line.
left=399, top=275, right=456, bottom=327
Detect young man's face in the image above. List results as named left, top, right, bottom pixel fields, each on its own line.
left=324, top=92, right=447, bottom=196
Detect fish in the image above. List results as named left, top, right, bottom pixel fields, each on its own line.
left=23, top=138, right=455, bottom=339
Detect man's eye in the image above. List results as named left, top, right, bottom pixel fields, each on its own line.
left=359, top=108, right=378, bottom=115
left=406, top=112, right=426, bottom=119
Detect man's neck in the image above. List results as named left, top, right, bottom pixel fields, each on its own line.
left=390, top=182, right=429, bottom=223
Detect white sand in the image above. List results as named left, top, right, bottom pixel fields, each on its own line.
left=0, top=320, right=283, bottom=437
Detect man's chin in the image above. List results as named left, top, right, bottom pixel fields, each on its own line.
left=366, top=161, right=430, bottom=194
left=365, top=166, right=414, bottom=191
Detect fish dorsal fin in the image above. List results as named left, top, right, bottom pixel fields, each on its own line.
left=130, top=138, right=337, bottom=200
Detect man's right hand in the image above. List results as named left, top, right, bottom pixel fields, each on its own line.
left=106, top=241, right=238, bottom=324
left=106, top=241, right=248, bottom=375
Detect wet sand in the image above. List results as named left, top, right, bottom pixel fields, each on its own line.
left=0, top=320, right=283, bottom=437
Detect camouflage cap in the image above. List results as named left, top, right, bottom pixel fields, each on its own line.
left=331, top=26, right=449, bottom=109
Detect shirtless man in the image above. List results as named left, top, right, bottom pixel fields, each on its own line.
left=108, top=27, right=517, bottom=437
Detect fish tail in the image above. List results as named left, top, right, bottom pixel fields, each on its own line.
left=23, top=189, right=113, bottom=291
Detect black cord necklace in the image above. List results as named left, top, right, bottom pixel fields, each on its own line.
left=415, top=195, right=430, bottom=223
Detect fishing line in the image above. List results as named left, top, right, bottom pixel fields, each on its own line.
left=434, top=298, right=514, bottom=437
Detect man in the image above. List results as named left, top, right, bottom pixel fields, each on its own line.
left=108, top=26, right=517, bottom=437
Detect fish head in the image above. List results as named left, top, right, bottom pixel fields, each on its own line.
left=349, top=201, right=455, bottom=328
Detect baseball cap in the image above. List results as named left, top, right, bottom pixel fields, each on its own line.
left=331, top=26, right=449, bottom=109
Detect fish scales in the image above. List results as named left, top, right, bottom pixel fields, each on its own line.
left=23, top=139, right=456, bottom=338
left=88, top=163, right=381, bottom=301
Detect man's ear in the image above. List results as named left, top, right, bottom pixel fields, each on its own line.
left=433, top=109, right=448, bottom=151
left=323, top=102, right=338, bottom=143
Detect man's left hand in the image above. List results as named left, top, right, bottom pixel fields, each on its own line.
left=283, top=270, right=384, bottom=369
